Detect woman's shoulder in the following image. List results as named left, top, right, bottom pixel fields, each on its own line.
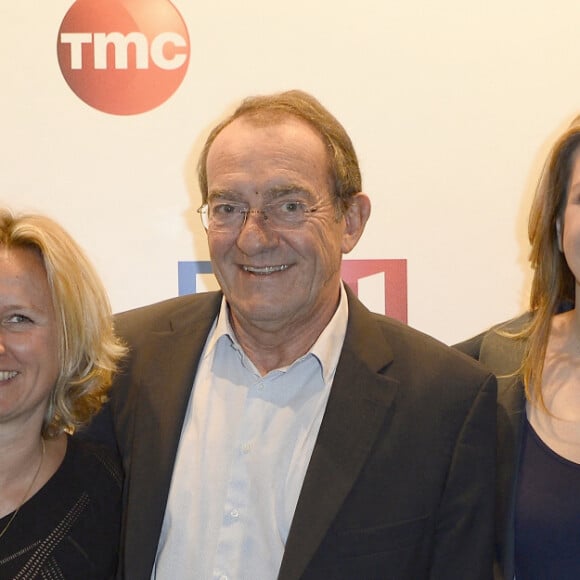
left=491, top=312, right=533, bottom=333
left=65, top=436, right=123, bottom=492
left=454, top=313, right=531, bottom=372
left=457, top=313, right=530, bottom=347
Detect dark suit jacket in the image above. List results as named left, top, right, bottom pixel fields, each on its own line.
left=107, top=288, right=496, bottom=579
left=455, top=315, right=529, bottom=580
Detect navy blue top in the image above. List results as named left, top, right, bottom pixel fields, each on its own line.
left=515, top=420, right=580, bottom=579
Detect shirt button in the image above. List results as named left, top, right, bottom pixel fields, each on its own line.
left=241, top=442, right=252, bottom=453
left=257, top=382, right=264, bottom=391
left=231, top=509, right=239, bottom=518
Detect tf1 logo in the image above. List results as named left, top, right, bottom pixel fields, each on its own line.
left=178, top=259, right=408, bottom=324
left=57, top=0, right=190, bottom=115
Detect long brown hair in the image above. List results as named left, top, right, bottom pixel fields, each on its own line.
left=514, top=115, right=580, bottom=404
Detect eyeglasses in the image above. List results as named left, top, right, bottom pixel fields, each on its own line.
left=197, top=199, right=320, bottom=232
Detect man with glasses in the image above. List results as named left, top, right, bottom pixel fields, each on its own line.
left=107, top=90, right=496, bottom=579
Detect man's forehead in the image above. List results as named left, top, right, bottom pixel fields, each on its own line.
left=205, top=113, right=334, bottom=198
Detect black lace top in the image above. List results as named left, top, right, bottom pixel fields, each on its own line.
left=0, top=436, right=122, bottom=579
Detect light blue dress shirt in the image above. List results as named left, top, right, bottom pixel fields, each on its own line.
left=152, top=285, right=348, bottom=580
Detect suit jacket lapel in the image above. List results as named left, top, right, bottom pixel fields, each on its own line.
left=123, top=293, right=222, bottom=578
left=478, top=327, right=526, bottom=580
left=278, top=290, right=398, bottom=580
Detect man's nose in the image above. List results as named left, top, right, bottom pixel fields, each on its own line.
left=240, top=209, right=268, bottom=229
left=236, top=209, right=278, bottom=251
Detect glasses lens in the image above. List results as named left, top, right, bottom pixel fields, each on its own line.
left=205, top=203, right=246, bottom=232
left=266, top=201, right=313, bottom=229
left=199, top=201, right=318, bottom=231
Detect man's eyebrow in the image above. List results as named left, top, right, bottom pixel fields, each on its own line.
left=262, top=185, right=313, bottom=200
left=207, top=186, right=315, bottom=202
left=207, top=189, right=244, bottom=201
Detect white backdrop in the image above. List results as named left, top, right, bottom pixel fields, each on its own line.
left=2, top=0, right=579, bottom=344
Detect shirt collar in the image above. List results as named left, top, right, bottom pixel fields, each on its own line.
left=308, top=283, right=349, bottom=384
left=204, top=283, right=349, bottom=384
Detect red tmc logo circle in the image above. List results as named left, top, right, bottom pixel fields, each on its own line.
left=57, top=0, right=190, bottom=115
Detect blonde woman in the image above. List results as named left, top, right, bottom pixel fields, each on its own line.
left=0, top=209, right=126, bottom=578
left=456, top=115, right=580, bottom=580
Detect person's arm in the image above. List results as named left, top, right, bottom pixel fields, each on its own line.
left=429, top=373, right=497, bottom=580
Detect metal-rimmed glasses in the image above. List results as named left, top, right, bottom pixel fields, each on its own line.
left=197, top=199, right=320, bottom=232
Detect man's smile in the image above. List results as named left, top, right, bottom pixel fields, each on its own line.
left=241, top=264, right=290, bottom=275
left=0, top=370, right=19, bottom=382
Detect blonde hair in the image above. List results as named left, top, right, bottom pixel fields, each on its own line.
left=512, top=115, right=580, bottom=405
left=0, top=209, right=126, bottom=437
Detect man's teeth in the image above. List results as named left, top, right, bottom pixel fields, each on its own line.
left=0, top=371, right=18, bottom=381
left=242, top=265, right=289, bottom=274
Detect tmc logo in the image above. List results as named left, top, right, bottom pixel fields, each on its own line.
left=178, top=259, right=408, bottom=324
left=57, top=0, right=190, bottom=115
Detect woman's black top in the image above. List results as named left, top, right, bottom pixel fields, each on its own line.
left=0, top=436, right=122, bottom=579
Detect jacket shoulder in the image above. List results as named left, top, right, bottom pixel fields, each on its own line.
left=365, top=310, right=494, bottom=388
left=453, top=313, right=530, bottom=376
left=114, top=291, right=222, bottom=338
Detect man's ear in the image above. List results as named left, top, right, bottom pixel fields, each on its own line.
left=341, top=193, right=371, bottom=254
left=556, top=215, right=563, bottom=252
